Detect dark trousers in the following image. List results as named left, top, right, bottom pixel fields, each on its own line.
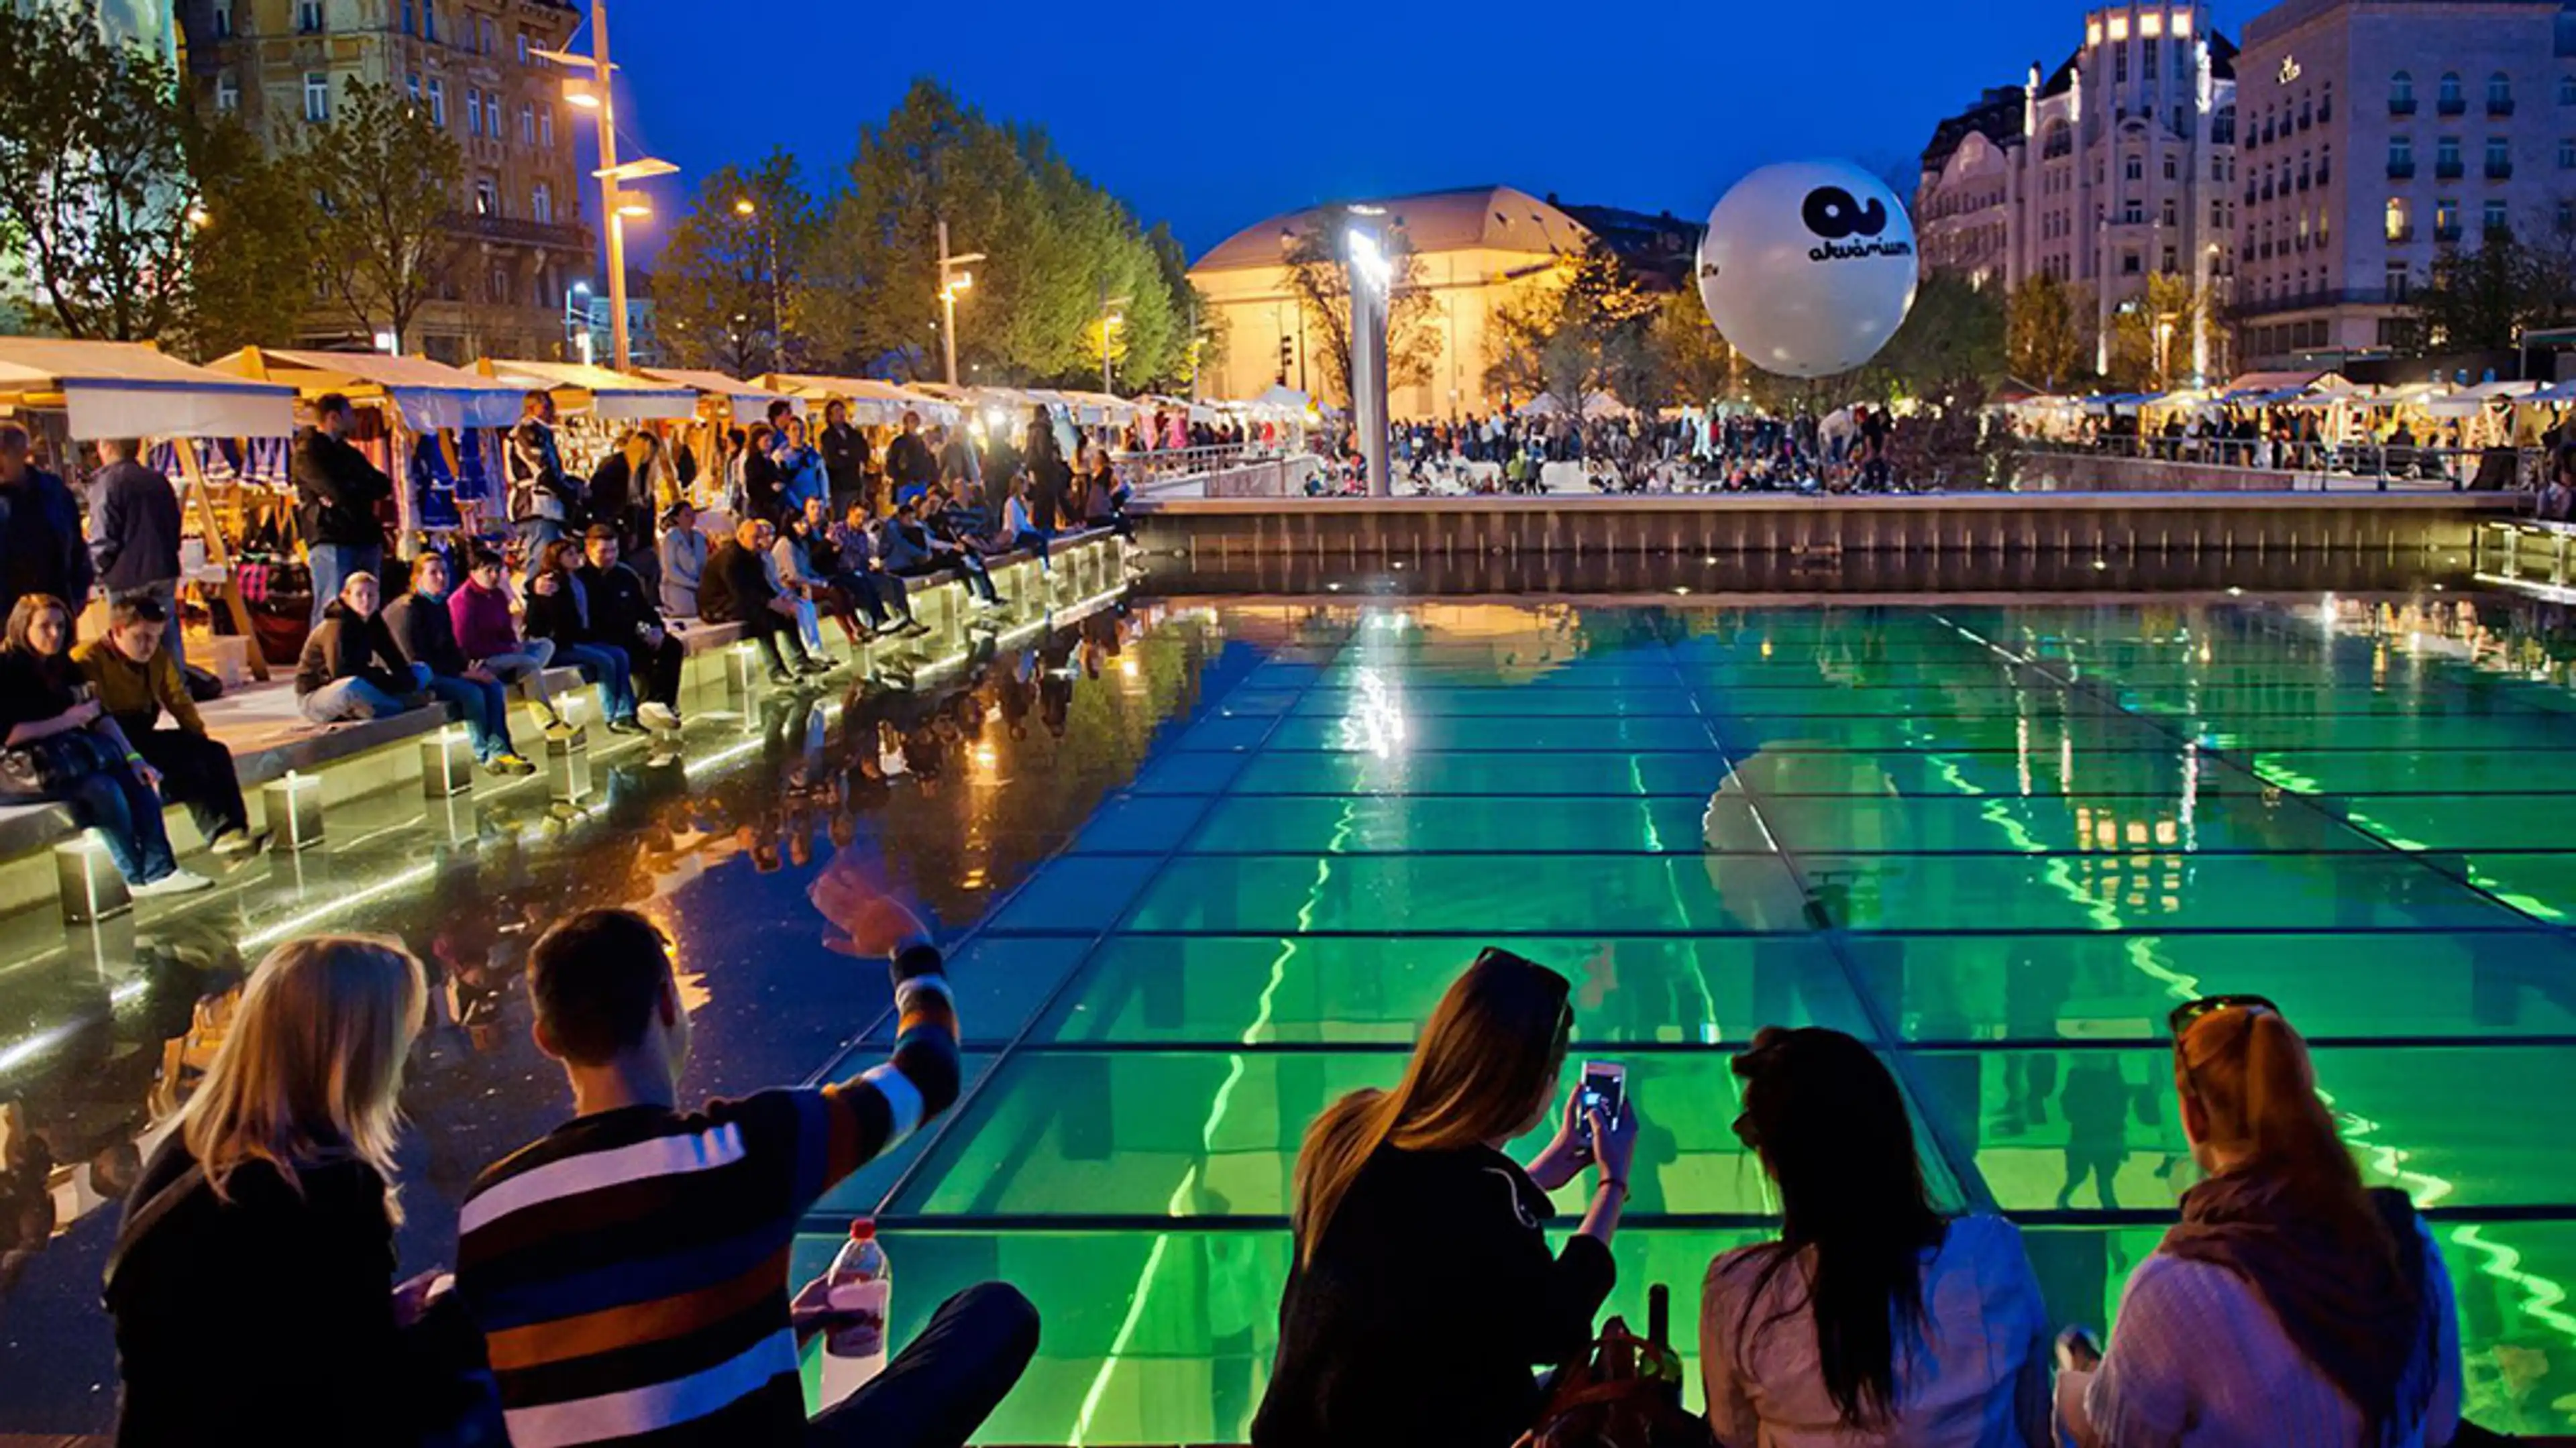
left=739, top=604, right=812, bottom=676
left=127, top=726, right=248, bottom=840
left=58, top=763, right=176, bottom=883
left=832, top=571, right=913, bottom=627
left=809, top=1284, right=1039, bottom=1448
left=623, top=633, right=685, bottom=709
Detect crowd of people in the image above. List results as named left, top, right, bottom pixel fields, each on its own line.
left=1339, top=405, right=1927, bottom=497
left=2006, top=404, right=2548, bottom=489
left=87, top=894, right=2474, bottom=1448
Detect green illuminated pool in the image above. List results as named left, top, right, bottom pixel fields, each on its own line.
left=798, top=602, right=2576, bottom=1443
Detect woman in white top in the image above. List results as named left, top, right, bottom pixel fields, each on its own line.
left=1702, top=1027, right=2050, bottom=1447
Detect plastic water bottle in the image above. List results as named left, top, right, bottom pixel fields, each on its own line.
left=816, top=1219, right=891, bottom=1405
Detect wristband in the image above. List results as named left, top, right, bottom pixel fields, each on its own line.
left=1597, top=1178, right=1629, bottom=1203
left=123, top=752, right=144, bottom=764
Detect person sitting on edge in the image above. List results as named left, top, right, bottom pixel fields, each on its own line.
left=576, top=524, right=685, bottom=732
left=659, top=500, right=708, bottom=618
left=453, top=906, right=1038, bottom=1448
left=1703, top=1027, right=2049, bottom=1447
left=381, top=553, right=537, bottom=776
left=74, top=597, right=267, bottom=853
left=884, top=494, right=1000, bottom=607
left=775, top=502, right=868, bottom=653
left=448, top=546, right=567, bottom=731
left=525, top=538, right=645, bottom=735
left=829, top=498, right=926, bottom=636
left=701, top=516, right=822, bottom=686
left=295, top=571, right=427, bottom=726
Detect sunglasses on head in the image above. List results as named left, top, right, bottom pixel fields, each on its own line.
left=2166, top=993, right=2281, bottom=1042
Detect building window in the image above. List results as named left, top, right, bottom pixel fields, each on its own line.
left=2123, top=251, right=2143, bottom=274
left=2485, top=199, right=2510, bottom=235
left=466, top=89, right=482, bottom=137
left=2489, top=137, right=2514, bottom=177
left=2163, top=197, right=2178, bottom=227
left=2145, top=39, right=2159, bottom=78
left=211, top=3, right=231, bottom=37
left=474, top=178, right=498, bottom=217
left=2436, top=135, right=2462, bottom=177
left=296, top=0, right=322, bottom=33
left=2125, top=154, right=2143, bottom=181
left=215, top=72, right=239, bottom=112
left=406, top=71, right=421, bottom=101
left=2561, top=200, right=2576, bottom=231
left=2163, top=154, right=2178, bottom=180
left=2563, top=76, right=2576, bottom=105
left=479, top=16, right=496, bottom=53
left=400, top=0, right=413, bottom=33
left=490, top=268, right=508, bottom=305
left=540, top=108, right=554, bottom=149
left=2563, top=138, right=2576, bottom=169
left=2116, top=45, right=2128, bottom=83
left=302, top=71, right=328, bottom=122
left=422, top=1, right=437, bottom=42
left=2434, top=198, right=2460, bottom=239
left=2491, top=72, right=2514, bottom=113
left=2386, top=195, right=2410, bottom=239
left=519, top=103, right=534, bottom=145
left=2438, top=72, right=2464, bottom=113
left=426, top=77, right=444, bottom=126
left=533, top=182, right=553, bottom=224
left=2162, top=245, right=2178, bottom=273
left=2385, top=260, right=2410, bottom=300
left=2392, top=71, right=2414, bottom=113
left=515, top=31, right=529, bottom=64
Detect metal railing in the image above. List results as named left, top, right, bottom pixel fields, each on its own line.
left=2017, top=435, right=2541, bottom=492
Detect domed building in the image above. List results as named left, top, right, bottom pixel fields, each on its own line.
left=1188, top=184, right=1591, bottom=420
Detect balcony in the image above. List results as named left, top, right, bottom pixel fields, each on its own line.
left=2491, top=97, right=2516, bottom=117
left=2388, top=158, right=2416, bottom=178
left=2388, top=225, right=2417, bottom=242
left=2437, top=95, right=2466, bottom=116
left=2234, top=286, right=2397, bottom=319
left=2391, top=95, right=2417, bottom=115
left=2434, top=222, right=2465, bottom=242
left=2298, top=171, right=2312, bottom=191
left=2435, top=159, right=2465, bottom=179
left=444, top=211, right=591, bottom=252
left=2489, top=160, right=2515, bottom=179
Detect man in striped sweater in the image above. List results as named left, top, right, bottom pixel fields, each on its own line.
left=454, top=908, right=1038, bottom=1447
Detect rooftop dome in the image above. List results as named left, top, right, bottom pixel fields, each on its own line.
left=1191, top=184, right=1592, bottom=273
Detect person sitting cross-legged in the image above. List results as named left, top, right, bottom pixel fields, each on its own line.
left=294, top=571, right=427, bottom=726
left=74, top=597, right=267, bottom=854
left=452, top=905, right=1038, bottom=1448
left=381, top=552, right=536, bottom=777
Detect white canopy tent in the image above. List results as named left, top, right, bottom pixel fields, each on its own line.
left=206, top=347, right=523, bottom=432
left=639, top=368, right=800, bottom=425
left=0, top=338, right=294, bottom=440
left=474, top=358, right=698, bottom=421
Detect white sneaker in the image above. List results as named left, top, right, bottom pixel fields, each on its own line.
left=637, top=702, right=681, bottom=731
left=132, top=868, right=215, bottom=897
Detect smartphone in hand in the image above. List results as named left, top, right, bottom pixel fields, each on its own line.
left=1575, top=1060, right=1627, bottom=1148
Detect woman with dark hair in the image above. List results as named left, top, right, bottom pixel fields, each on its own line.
left=523, top=538, right=642, bottom=733
left=2057, top=998, right=2460, bottom=1448
left=1252, top=948, right=1634, bottom=1448
left=1702, top=1027, right=2048, bottom=1446
left=0, top=595, right=208, bottom=896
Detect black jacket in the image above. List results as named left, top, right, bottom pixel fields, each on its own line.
left=820, top=422, right=871, bottom=500
left=380, top=590, right=470, bottom=677
left=295, top=600, right=413, bottom=698
left=697, top=539, right=776, bottom=625
left=290, top=428, right=392, bottom=549
left=742, top=449, right=786, bottom=522
left=576, top=560, right=663, bottom=648
left=0, top=466, right=95, bottom=616
left=521, top=571, right=596, bottom=646
left=89, top=459, right=183, bottom=591
left=108, top=1138, right=410, bottom=1447
left=1252, top=1144, right=1615, bottom=1448
left=885, top=431, right=938, bottom=491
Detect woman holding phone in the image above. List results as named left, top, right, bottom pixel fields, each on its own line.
left=1252, top=948, right=1635, bottom=1448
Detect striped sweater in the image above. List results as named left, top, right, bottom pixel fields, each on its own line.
left=454, top=945, right=959, bottom=1447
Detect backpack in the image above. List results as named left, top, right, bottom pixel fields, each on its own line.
left=1517, top=1285, right=1707, bottom=1448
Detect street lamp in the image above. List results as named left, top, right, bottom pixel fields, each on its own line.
left=533, top=3, right=671, bottom=372
left=1099, top=292, right=1131, bottom=394
left=936, top=219, right=984, bottom=387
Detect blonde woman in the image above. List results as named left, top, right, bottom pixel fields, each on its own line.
left=1252, top=948, right=1637, bottom=1448
left=105, top=936, right=438, bottom=1447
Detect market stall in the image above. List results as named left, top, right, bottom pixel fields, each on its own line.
left=0, top=338, right=295, bottom=679
left=473, top=357, right=698, bottom=482
left=636, top=368, right=801, bottom=511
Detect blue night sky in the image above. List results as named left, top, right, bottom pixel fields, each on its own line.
left=604, top=0, right=2200, bottom=263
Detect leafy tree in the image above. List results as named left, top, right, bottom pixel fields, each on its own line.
left=2007, top=272, right=2088, bottom=390
left=1645, top=290, right=1736, bottom=406
left=1484, top=239, right=1659, bottom=415
left=1857, top=271, right=2008, bottom=399
left=1278, top=221, right=1442, bottom=408
left=2104, top=272, right=2207, bottom=389
left=658, top=152, right=826, bottom=376
left=299, top=81, right=463, bottom=354
left=182, top=118, right=324, bottom=356
left=2403, top=229, right=2573, bottom=353
left=0, top=3, right=200, bottom=339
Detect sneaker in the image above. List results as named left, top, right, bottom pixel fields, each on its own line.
left=132, top=868, right=215, bottom=898
left=637, top=702, right=680, bottom=731
left=208, top=826, right=265, bottom=856
left=797, top=657, right=834, bottom=677
left=767, top=667, right=796, bottom=687
left=485, top=753, right=539, bottom=777
left=901, top=619, right=932, bottom=636
left=604, top=716, right=648, bottom=736
left=532, top=700, right=566, bottom=730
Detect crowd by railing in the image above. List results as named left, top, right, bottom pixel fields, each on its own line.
left=2013, top=428, right=2542, bottom=492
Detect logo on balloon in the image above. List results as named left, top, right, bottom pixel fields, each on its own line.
left=1801, top=186, right=1913, bottom=263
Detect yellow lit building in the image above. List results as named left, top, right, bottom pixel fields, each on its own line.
left=1189, top=185, right=1591, bottom=421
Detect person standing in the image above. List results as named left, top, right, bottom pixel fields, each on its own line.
left=87, top=438, right=187, bottom=668
left=818, top=400, right=872, bottom=516
left=381, top=553, right=537, bottom=776
left=885, top=409, right=939, bottom=506
left=0, top=423, right=93, bottom=626
left=936, top=421, right=982, bottom=498
left=505, top=390, right=577, bottom=566
left=290, top=394, right=391, bottom=630
left=775, top=414, right=831, bottom=520
left=575, top=524, right=684, bottom=732
left=74, top=598, right=264, bottom=854
left=741, top=422, right=786, bottom=524
left=658, top=500, right=708, bottom=618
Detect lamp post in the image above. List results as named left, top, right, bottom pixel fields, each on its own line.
left=936, top=219, right=984, bottom=388
left=1346, top=223, right=1391, bottom=498
left=1099, top=289, right=1132, bottom=394
left=536, top=2, right=672, bottom=372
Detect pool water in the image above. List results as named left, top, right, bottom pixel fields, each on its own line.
left=801, top=600, right=2576, bottom=1443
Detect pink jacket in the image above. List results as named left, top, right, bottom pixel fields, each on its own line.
left=447, top=577, right=522, bottom=661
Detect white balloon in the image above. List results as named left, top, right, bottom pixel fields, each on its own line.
left=1696, top=160, right=1920, bottom=380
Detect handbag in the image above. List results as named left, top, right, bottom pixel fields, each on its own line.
left=1517, top=1286, right=1705, bottom=1448
left=0, top=727, right=111, bottom=797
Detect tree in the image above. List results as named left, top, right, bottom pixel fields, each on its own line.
left=299, top=81, right=463, bottom=354
left=2007, top=272, right=2088, bottom=390
left=1278, top=221, right=1442, bottom=408
left=2404, top=229, right=2574, bottom=353
left=182, top=118, right=324, bottom=356
left=0, top=4, right=200, bottom=339
left=1855, top=272, right=2008, bottom=400
left=1484, top=238, right=1659, bottom=415
left=1645, top=290, right=1736, bottom=407
left=826, top=78, right=1195, bottom=388
left=658, top=152, right=828, bottom=376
